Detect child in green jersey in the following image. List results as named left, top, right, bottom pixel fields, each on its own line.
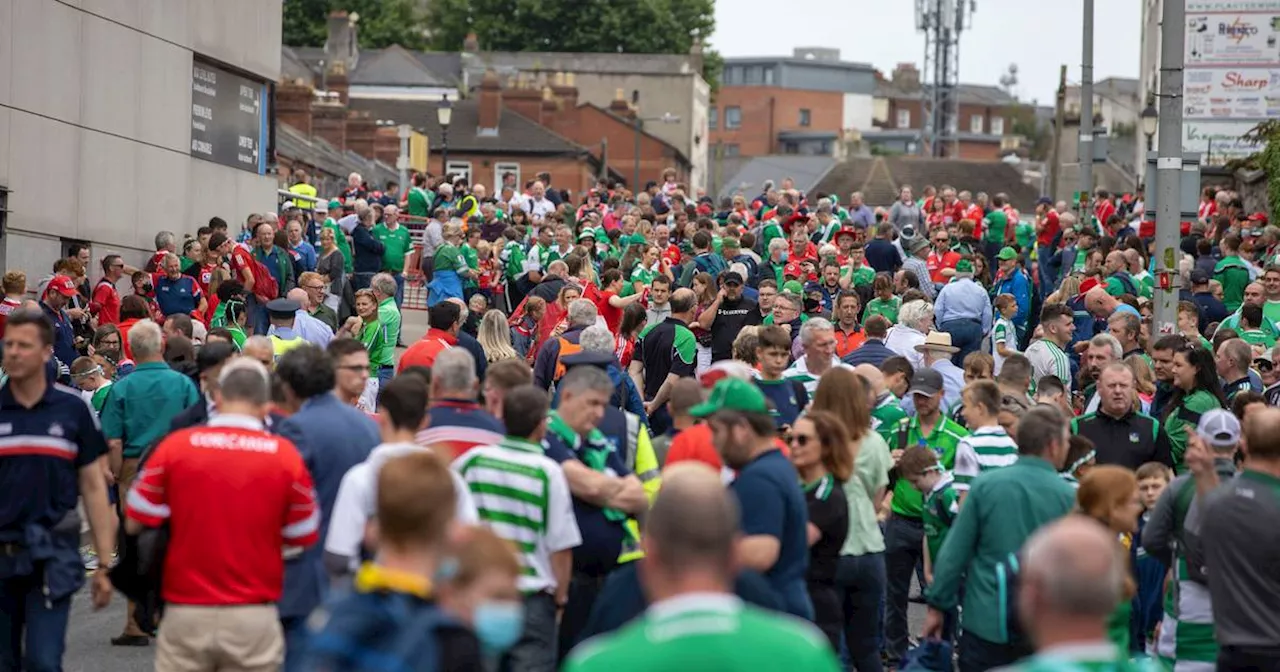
left=900, top=445, right=959, bottom=639
left=864, top=273, right=902, bottom=325
left=70, top=356, right=113, bottom=416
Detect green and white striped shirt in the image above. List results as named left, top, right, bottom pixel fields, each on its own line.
left=1024, top=338, right=1071, bottom=387
left=452, top=437, right=582, bottom=594
left=951, top=425, right=1019, bottom=491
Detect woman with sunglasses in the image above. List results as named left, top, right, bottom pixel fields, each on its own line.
left=1162, top=345, right=1227, bottom=474
left=788, top=410, right=852, bottom=652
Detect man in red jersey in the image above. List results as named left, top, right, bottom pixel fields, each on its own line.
left=91, top=255, right=129, bottom=326
left=126, top=357, right=319, bottom=670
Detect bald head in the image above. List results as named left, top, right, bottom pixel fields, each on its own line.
left=669, top=287, right=697, bottom=316
left=286, top=287, right=310, bottom=311
left=645, top=462, right=739, bottom=576
left=1084, top=287, right=1115, bottom=318
left=1020, top=517, right=1125, bottom=636
left=1244, top=406, right=1280, bottom=459
left=855, top=364, right=885, bottom=395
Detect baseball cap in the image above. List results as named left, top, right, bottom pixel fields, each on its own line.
left=721, top=271, right=744, bottom=286
left=1190, top=268, right=1210, bottom=285
left=1077, top=277, right=1102, bottom=298
left=697, top=360, right=756, bottom=388
left=1196, top=408, right=1241, bottom=449
left=46, top=275, right=77, bottom=298
left=689, top=377, right=770, bottom=417
left=314, top=200, right=329, bottom=213
left=1036, top=197, right=1054, bottom=207
left=954, top=259, right=974, bottom=277
left=1249, top=212, right=1269, bottom=224
left=328, top=199, right=342, bottom=210
left=783, top=280, right=805, bottom=296
left=997, top=246, right=1018, bottom=261
left=906, top=368, right=944, bottom=397
left=784, top=262, right=802, bottom=277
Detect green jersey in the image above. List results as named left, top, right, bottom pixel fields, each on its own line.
left=227, top=326, right=247, bottom=351
left=323, top=218, right=354, bottom=274
left=1214, top=255, right=1251, bottom=312
left=1265, top=300, right=1280, bottom=327
left=625, top=266, right=656, bottom=297
left=503, top=241, right=528, bottom=282
left=432, top=243, right=466, bottom=273
left=1164, top=389, right=1222, bottom=474
left=922, top=474, right=960, bottom=561
left=1238, top=328, right=1275, bottom=350
left=871, top=393, right=908, bottom=444
left=90, top=383, right=113, bottom=416
left=563, top=595, right=840, bottom=672
left=1014, top=221, right=1035, bottom=251
left=864, top=296, right=901, bottom=325
left=842, top=264, right=876, bottom=287
left=372, top=223, right=413, bottom=273
left=358, top=319, right=394, bottom=371
left=982, top=210, right=1009, bottom=244
left=406, top=186, right=433, bottom=218
left=888, top=416, right=969, bottom=517
left=1001, top=645, right=1164, bottom=672
left=460, top=243, right=480, bottom=289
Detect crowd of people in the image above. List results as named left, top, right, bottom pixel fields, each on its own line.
left=1, top=168, right=1278, bottom=672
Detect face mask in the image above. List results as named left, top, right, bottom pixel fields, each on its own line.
left=141, top=283, right=153, bottom=293
left=473, top=601, right=524, bottom=654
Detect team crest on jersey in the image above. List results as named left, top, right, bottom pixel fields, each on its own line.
left=49, top=423, right=64, bottom=438
left=1129, top=432, right=1140, bottom=443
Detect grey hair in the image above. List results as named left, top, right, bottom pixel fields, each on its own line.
left=800, top=317, right=835, bottom=346
left=767, top=238, right=789, bottom=254
left=578, top=325, right=615, bottom=354
left=154, top=230, right=176, bottom=251
left=128, top=319, right=164, bottom=359
left=1022, top=519, right=1126, bottom=618
left=217, top=357, right=272, bottom=406
left=775, top=292, right=803, bottom=312
left=899, top=300, right=934, bottom=332
left=559, top=365, right=613, bottom=397
left=1015, top=405, right=1068, bottom=457
left=567, top=298, right=598, bottom=328
left=162, top=252, right=182, bottom=267
left=1088, top=333, right=1123, bottom=360
left=1220, top=338, right=1252, bottom=374
left=243, top=335, right=273, bottom=358
left=370, top=273, right=397, bottom=299
left=547, top=260, right=569, bottom=276
left=433, top=347, right=477, bottom=394
left=1107, top=312, right=1140, bottom=339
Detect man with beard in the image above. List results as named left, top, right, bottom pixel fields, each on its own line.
left=697, top=271, right=761, bottom=363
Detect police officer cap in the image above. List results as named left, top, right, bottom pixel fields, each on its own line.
left=266, top=298, right=301, bottom=317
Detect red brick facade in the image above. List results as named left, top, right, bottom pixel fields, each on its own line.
left=883, top=98, right=1009, bottom=161
left=708, top=86, right=845, bottom=157
left=429, top=153, right=597, bottom=195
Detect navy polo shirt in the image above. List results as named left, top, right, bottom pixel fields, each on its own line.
left=729, top=449, right=810, bottom=616
left=154, top=275, right=200, bottom=317
left=0, top=381, right=106, bottom=536
left=41, top=302, right=78, bottom=369
left=543, top=432, right=631, bottom=577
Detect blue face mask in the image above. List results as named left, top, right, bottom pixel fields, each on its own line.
left=473, top=601, right=524, bottom=654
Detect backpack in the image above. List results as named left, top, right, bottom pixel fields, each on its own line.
left=240, top=245, right=279, bottom=300
left=693, top=253, right=727, bottom=278
left=1109, top=271, right=1139, bottom=297
left=309, top=594, right=463, bottom=672
left=552, top=337, right=582, bottom=382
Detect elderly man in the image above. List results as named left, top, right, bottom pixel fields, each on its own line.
left=922, top=406, right=1077, bottom=672
left=371, top=272, right=402, bottom=350
left=522, top=180, right=558, bottom=219
left=1083, top=286, right=1141, bottom=322
left=281, top=287, right=334, bottom=347
left=1107, top=311, right=1145, bottom=361
left=916, top=331, right=965, bottom=412
left=632, top=289, right=698, bottom=436
left=286, top=219, right=316, bottom=273
left=297, top=271, right=339, bottom=332
left=273, top=345, right=380, bottom=668
left=241, top=335, right=275, bottom=369
left=101, top=319, right=199, bottom=645
left=934, top=259, right=992, bottom=365
left=886, top=299, right=934, bottom=372
left=155, top=253, right=207, bottom=319
left=350, top=205, right=386, bottom=292
left=372, top=204, right=412, bottom=307
left=1080, top=333, right=1123, bottom=413
left=902, top=236, right=936, bottom=301
left=533, top=298, right=599, bottom=390
left=781, top=318, right=847, bottom=396
left=1073, top=362, right=1167, bottom=470
left=146, top=230, right=178, bottom=272
left=1218, top=281, right=1279, bottom=340
left=415, top=348, right=505, bottom=459
left=1216, top=338, right=1256, bottom=403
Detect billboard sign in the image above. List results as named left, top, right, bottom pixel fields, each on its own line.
left=1185, top=13, right=1280, bottom=65
left=190, top=59, right=269, bottom=175
left=1183, top=120, right=1266, bottom=164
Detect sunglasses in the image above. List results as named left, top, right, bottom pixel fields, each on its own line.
left=790, top=434, right=816, bottom=447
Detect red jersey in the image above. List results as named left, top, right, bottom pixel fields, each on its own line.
left=833, top=323, right=866, bottom=358
left=789, top=241, right=818, bottom=264
left=0, top=297, right=21, bottom=339
left=927, top=250, right=962, bottom=285
left=145, top=250, right=168, bottom=273
left=398, top=328, right=458, bottom=372
left=1037, top=211, right=1061, bottom=247
left=615, top=334, right=636, bottom=368
left=228, top=245, right=257, bottom=293
left=1095, top=201, right=1116, bottom=226
left=597, top=290, right=623, bottom=335
left=666, top=423, right=790, bottom=474
left=90, top=280, right=121, bottom=326
left=1198, top=200, right=1217, bottom=223
left=125, top=415, right=318, bottom=605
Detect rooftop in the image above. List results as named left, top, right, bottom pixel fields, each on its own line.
left=814, top=157, right=1039, bottom=209
left=875, top=80, right=1019, bottom=106
left=346, top=97, right=585, bottom=156
left=716, top=155, right=838, bottom=201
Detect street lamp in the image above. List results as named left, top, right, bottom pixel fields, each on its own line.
left=1141, top=98, right=1158, bottom=152
left=633, top=112, right=680, bottom=191
left=437, top=94, right=453, bottom=178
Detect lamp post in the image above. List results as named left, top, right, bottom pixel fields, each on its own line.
left=437, top=94, right=453, bottom=178
left=633, top=112, right=680, bottom=191
left=1140, top=98, right=1158, bottom=153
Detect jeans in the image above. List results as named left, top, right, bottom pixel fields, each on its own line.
left=1036, top=244, right=1055, bottom=298
left=0, top=573, right=72, bottom=672
left=558, top=571, right=608, bottom=660
left=958, top=630, right=1028, bottom=672
left=808, top=582, right=842, bottom=652
left=884, top=515, right=924, bottom=663
left=1219, top=645, right=1280, bottom=672
left=836, top=553, right=885, bottom=672
left=939, top=318, right=983, bottom=367
left=247, top=293, right=269, bottom=336
left=280, top=615, right=308, bottom=672
left=377, top=366, right=394, bottom=392
left=392, top=272, right=405, bottom=308
left=501, top=592, right=558, bottom=672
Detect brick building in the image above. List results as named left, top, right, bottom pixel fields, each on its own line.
left=865, top=63, right=1019, bottom=161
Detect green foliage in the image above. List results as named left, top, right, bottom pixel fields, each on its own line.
left=1240, top=120, right=1280, bottom=224
left=422, top=0, right=721, bottom=91
left=1008, top=104, right=1052, bottom=161
left=284, top=0, right=430, bottom=51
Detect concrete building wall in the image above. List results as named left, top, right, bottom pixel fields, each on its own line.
left=0, top=0, right=282, bottom=274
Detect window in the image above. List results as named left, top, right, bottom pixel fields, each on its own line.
left=991, top=116, right=1005, bottom=136
left=764, top=67, right=775, bottom=85
left=896, top=109, right=911, bottom=129
left=723, top=143, right=740, bottom=157
left=723, top=67, right=736, bottom=85
left=799, top=109, right=811, bottom=127
left=708, top=107, right=718, bottom=130
left=494, top=162, right=520, bottom=193
left=445, top=161, right=472, bottom=184
left=746, top=66, right=760, bottom=84
left=783, top=141, right=799, bottom=154
left=970, top=114, right=984, bottom=134
left=725, top=106, right=742, bottom=129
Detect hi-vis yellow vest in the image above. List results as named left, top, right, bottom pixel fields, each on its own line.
left=270, top=334, right=305, bottom=360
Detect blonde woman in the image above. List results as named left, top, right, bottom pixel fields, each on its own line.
left=477, top=309, right=519, bottom=363
left=1125, top=353, right=1156, bottom=409
left=1045, top=274, right=1082, bottom=306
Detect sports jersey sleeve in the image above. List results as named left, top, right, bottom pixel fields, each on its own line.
left=545, top=463, right=584, bottom=554
left=992, top=322, right=1008, bottom=346
left=126, top=437, right=172, bottom=527
left=671, top=326, right=696, bottom=377
left=450, top=470, right=480, bottom=524
left=952, top=440, right=979, bottom=491
left=281, top=443, right=321, bottom=548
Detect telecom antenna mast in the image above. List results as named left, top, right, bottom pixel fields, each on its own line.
left=915, top=0, right=974, bottom=158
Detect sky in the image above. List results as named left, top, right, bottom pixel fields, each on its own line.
left=711, top=0, right=1142, bottom=106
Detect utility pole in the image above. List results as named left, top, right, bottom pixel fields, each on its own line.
left=1049, top=65, right=1067, bottom=202
left=1152, top=0, right=1186, bottom=334
left=1078, top=0, right=1095, bottom=225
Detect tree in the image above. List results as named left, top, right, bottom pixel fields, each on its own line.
left=422, top=0, right=722, bottom=91
left=1236, top=120, right=1280, bottom=223
left=1009, top=105, right=1052, bottom=162
left=283, top=0, right=430, bottom=51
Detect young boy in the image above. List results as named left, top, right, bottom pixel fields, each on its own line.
left=1177, top=300, right=1213, bottom=351
left=992, top=293, right=1019, bottom=375
left=900, top=445, right=959, bottom=639
left=1131, top=461, right=1172, bottom=654
left=952, top=380, right=1019, bottom=502
left=69, top=355, right=113, bottom=416
left=753, top=325, right=808, bottom=431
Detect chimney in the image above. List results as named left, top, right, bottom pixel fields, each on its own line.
left=609, top=88, right=634, bottom=118
left=345, top=111, right=377, bottom=159
left=550, top=71, right=578, bottom=111
left=312, top=93, right=347, bottom=150
left=276, top=81, right=314, bottom=135
left=503, top=75, right=544, bottom=124
left=326, top=61, right=350, bottom=104
left=478, top=69, right=502, bottom=133
left=541, top=86, right=557, bottom=118
left=324, top=11, right=358, bottom=74
left=373, top=126, right=400, bottom=165
left=463, top=32, right=480, bottom=53
left=690, top=38, right=704, bottom=74
left=892, top=62, right=921, bottom=90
